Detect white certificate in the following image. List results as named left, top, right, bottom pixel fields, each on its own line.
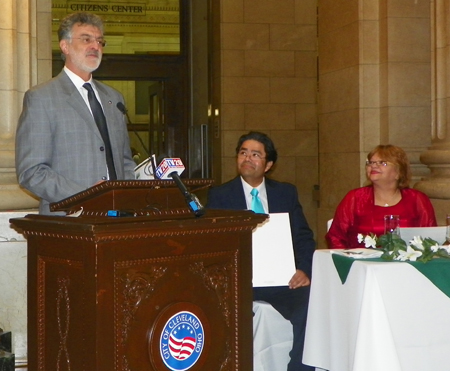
left=252, top=212, right=296, bottom=287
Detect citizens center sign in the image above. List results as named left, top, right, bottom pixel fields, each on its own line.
left=67, top=2, right=146, bottom=15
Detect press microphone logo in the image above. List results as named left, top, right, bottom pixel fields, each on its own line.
left=155, top=158, right=185, bottom=179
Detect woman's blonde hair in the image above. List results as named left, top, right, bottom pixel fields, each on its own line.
left=367, top=144, right=411, bottom=189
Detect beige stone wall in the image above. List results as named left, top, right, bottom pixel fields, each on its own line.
left=218, top=0, right=319, bottom=239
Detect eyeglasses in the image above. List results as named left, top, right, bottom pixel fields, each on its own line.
left=71, top=36, right=107, bottom=47
left=365, top=160, right=389, bottom=167
left=238, top=150, right=265, bottom=161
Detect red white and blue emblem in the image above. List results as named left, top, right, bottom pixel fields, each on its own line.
left=160, top=311, right=205, bottom=371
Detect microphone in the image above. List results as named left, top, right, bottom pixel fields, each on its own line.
left=116, top=102, right=150, bottom=157
left=155, top=158, right=205, bottom=217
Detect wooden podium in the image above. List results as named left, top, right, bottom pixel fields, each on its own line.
left=10, top=180, right=267, bottom=371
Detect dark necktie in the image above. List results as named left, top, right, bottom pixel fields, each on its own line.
left=83, top=83, right=117, bottom=180
left=250, top=188, right=265, bottom=213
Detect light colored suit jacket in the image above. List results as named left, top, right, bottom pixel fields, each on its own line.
left=16, top=70, right=136, bottom=214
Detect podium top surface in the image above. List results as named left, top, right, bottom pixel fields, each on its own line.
left=49, top=179, right=213, bottom=214
left=10, top=209, right=268, bottom=241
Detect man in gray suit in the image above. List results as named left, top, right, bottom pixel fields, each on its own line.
left=16, top=12, right=135, bottom=215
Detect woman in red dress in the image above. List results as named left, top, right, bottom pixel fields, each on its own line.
left=326, top=145, right=437, bottom=249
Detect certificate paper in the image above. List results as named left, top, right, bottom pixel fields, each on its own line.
left=252, top=213, right=296, bottom=287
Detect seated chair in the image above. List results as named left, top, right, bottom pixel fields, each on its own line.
left=327, top=219, right=333, bottom=231
left=253, top=301, right=293, bottom=371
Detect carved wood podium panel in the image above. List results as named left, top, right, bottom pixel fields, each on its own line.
left=11, top=182, right=267, bottom=371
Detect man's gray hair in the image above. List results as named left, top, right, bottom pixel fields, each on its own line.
left=58, top=12, right=104, bottom=41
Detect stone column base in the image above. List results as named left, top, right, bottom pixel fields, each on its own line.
left=0, top=184, right=38, bottom=211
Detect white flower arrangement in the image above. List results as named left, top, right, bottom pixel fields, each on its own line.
left=357, top=233, right=377, bottom=248
left=356, top=233, right=450, bottom=263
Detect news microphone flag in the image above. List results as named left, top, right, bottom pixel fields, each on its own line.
left=155, top=158, right=185, bottom=179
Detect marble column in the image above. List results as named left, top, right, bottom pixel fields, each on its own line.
left=0, top=0, right=51, bottom=210
left=0, top=0, right=48, bottom=363
left=415, top=0, right=450, bottom=220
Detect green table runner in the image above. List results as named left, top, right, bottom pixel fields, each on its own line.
left=332, top=254, right=450, bottom=298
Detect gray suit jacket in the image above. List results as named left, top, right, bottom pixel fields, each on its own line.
left=16, top=70, right=136, bottom=214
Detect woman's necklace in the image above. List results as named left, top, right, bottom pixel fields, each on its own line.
left=376, top=189, right=400, bottom=207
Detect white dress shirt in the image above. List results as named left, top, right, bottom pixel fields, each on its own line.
left=63, top=66, right=103, bottom=113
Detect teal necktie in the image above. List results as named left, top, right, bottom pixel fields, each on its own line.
left=250, top=188, right=265, bottom=213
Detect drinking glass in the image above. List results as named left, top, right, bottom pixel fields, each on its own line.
left=384, top=215, right=400, bottom=235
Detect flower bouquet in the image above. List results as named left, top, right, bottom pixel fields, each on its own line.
left=357, top=232, right=450, bottom=263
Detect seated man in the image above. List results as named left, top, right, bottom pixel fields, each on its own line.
left=206, top=131, right=315, bottom=371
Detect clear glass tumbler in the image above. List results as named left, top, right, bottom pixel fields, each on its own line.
left=384, top=215, right=400, bottom=235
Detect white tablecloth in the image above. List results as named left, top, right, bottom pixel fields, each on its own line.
left=303, top=250, right=450, bottom=371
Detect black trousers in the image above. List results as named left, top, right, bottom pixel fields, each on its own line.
left=253, top=286, right=314, bottom=371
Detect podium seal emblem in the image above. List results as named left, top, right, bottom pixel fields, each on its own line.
left=159, top=310, right=205, bottom=371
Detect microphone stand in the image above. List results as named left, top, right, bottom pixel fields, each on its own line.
left=169, top=171, right=205, bottom=217
left=118, top=103, right=150, bottom=157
